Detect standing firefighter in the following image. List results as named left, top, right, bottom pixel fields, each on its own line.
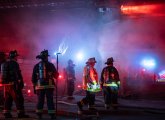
left=1, top=50, right=29, bottom=118
left=0, top=52, right=6, bottom=108
left=100, top=57, right=120, bottom=109
left=77, top=57, right=100, bottom=113
left=32, top=50, right=59, bottom=119
left=64, top=59, right=76, bottom=99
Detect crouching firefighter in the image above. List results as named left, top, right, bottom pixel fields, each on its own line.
left=1, top=50, right=29, bottom=118
left=32, top=50, right=59, bottom=119
left=77, top=57, right=101, bottom=113
left=100, top=57, right=120, bottom=109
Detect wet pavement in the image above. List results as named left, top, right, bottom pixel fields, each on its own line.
left=0, top=95, right=165, bottom=120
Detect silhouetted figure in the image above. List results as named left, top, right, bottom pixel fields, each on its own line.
left=64, top=59, right=76, bottom=99
left=1, top=50, right=29, bottom=118
left=100, top=57, right=120, bottom=109
left=32, top=50, right=59, bottom=119
left=0, top=52, right=6, bottom=108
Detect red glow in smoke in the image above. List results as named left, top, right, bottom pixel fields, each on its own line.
left=121, top=4, right=165, bottom=16
left=59, top=75, right=62, bottom=79
left=27, top=89, right=31, bottom=94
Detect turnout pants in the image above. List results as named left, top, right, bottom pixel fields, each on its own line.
left=3, top=85, right=25, bottom=115
left=103, top=86, right=119, bottom=106
left=81, top=91, right=95, bottom=107
left=36, top=88, right=55, bottom=115
left=67, top=80, right=75, bottom=96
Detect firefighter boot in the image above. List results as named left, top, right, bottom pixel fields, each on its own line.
left=77, top=101, right=83, bottom=114
left=77, top=101, right=83, bottom=110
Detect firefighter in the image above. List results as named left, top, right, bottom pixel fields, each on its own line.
left=0, top=52, right=6, bottom=108
left=64, top=59, right=76, bottom=99
left=100, top=57, right=120, bottom=109
left=32, top=50, right=59, bottom=119
left=77, top=57, right=100, bottom=113
left=1, top=50, right=29, bottom=118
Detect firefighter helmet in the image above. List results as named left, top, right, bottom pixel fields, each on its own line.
left=9, top=50, right=19, bottom=58
left=86, top=57, right=97, bottom=64
left=68, top=59, right=75, bottom=66
left=105, top=57, right=114, bottom=64
left=36, top=49, right=50, bottom=59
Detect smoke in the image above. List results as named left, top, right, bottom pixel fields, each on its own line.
left=0, top=5, right=165, bottom=96
left=0, top=8, right=98, bottom=58
left=0, top=8, right=100, bottom=92
left=98, top=14, right=165, bottom=68
left=97, top=6, right=165, bottom=97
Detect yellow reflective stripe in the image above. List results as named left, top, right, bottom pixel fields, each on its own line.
left=87, top=83, right=101, bottom=92
left=48, top=110, right=55, bottom=114
left=36, top=109, right=43, bottom=113
left=103, top=83, right=118, bottom=87
left=35, top=85, right=54, bottom=89
left=87, top=87, right=101, bottom=92
left=87, top=89, right=100, bottom=92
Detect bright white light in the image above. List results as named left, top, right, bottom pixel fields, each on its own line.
left=59, top=41, right=68, bottom=55
left=54, top=41, right=68, bottom=56
left=54, top=52, right=57, bottom=56
left=76, top=52, right=84, bottom=61
left=27, top=89, right=31, bottom=94
left=140, top=58, right=156, bottom=69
